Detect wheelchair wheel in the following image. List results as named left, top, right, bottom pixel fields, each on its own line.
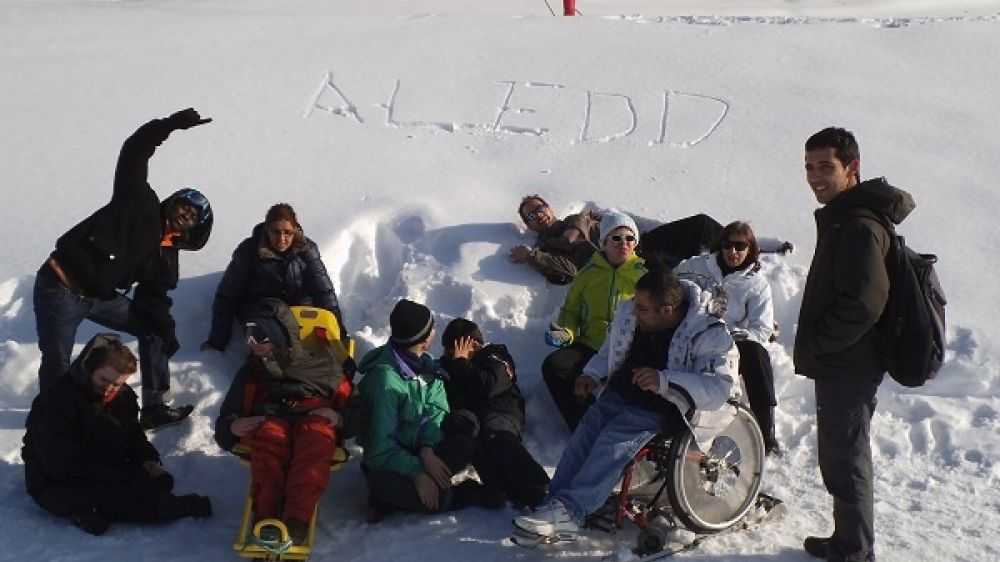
left=664, top=403, right=764, bottom=532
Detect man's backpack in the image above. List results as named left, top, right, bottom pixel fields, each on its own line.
left=872, top=216, right=947, bottom=387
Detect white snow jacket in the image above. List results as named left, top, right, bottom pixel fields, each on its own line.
left=674, top=253, right=774, bottom=345
left=582, top=280, right=740, bottom=444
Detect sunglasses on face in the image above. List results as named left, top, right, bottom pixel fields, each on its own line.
left=245, top=322, right=270, bottom=345
left=608, top=234, right=637, bottom=244
left=721, top=240, right=750, bottom=251
left=523, top=203, right=549, bottom=222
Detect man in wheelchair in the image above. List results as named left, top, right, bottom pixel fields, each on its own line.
left=514, top=270, right=739, bottom=544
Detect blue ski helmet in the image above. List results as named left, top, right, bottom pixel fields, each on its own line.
left=172, top=188, right=212, bottom=223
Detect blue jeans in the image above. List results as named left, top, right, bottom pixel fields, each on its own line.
left=546, top=391, right=676, bottom=524
left=33, top=264, right=172, bottom=406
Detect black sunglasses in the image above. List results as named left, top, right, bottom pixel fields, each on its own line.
left=721, top=240, right=750, bottom=251
left=245, top=322, right=270, bottom=345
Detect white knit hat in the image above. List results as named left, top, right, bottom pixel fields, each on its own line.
left=599, top=210, right=639, bottom=246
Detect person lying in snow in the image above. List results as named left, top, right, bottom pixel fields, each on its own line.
left=508, top=194, right=793, bottom=285
left=213, top=298, right=365, bottom=545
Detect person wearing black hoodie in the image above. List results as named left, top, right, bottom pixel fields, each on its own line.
left=33, top=108, right=213, bottom=430
left=22, top=333, right=212, bottom=536
left=439, top=318, right=550, bottom=511
left=795, top=127, right=915, bottom=562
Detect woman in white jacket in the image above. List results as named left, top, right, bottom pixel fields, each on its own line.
left=673, top=221, right=781, bottom=455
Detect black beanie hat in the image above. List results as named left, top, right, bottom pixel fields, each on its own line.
left=390, top=299, right=434, bottom=346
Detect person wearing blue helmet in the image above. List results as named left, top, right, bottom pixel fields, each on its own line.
left=33, top=108, right=214, bottom=431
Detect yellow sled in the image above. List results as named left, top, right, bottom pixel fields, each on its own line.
left=231, top=306, right=355, bottom=561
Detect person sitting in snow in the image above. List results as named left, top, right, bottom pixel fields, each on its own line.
left=439, top=318, right=550, bottom=512
left=33, top=108, right=214, bottom=431
left=673, top=220, right=782, bottom=455
left=356, top=299, right=504, bottom=523
left=513, top=270, right=738, bottom=543
left=22, top=333, right=212, bottom=536
left=202, top=202, right=348, bottom=355
left=542, top=210, right=647, bottom=430
left=213, top=298, right=365, bottom=545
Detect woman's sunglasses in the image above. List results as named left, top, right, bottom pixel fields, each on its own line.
left=721, top=240, right=750, bottom=251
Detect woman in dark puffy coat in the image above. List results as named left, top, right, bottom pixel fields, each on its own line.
left=202, top=203, right=346, bottom=352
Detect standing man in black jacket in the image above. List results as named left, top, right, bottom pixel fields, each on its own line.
left=794, top=127, right=915, bottom=562
left=33, top=108, right=213, bottom=430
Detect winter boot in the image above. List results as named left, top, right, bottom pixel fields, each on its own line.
left=71, top=507, right=110, bottom=536
left=451, top=480, right=505, bottom=510
left=285, top=517, right=309, bottom=545
left=803, top=535, right=831, bottom=559
left=141, top=404, right=194, bottom=431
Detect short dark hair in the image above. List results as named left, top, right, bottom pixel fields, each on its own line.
left=441, top=318, right=484, bottom=352
left=805, top=127, right=860, bottom=178
left=712, top=221, right=760, bottom=264
left=635, top=269, right=686, bottom=308
left=84, top=340, right=138, bottom=375
left=517, top=194, right=548, bottom=224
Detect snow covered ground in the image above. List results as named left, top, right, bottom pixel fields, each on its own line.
left=1, top=1, right=999, bottom=561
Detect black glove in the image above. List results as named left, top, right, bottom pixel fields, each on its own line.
left=342, top=356, right=358, bottom=380
left=168, top=108, right=212, bottom=130
left=152, top=470, right=175, bottom=493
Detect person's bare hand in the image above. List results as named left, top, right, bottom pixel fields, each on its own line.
left=632, top=367, right=661, bottom=393
left=452, top=336, right=480, bottom=360
left=419, top=447, right=451, bottom=488
left=509, top=245, right=533, bottom=263
left=574, top=375, right=598, bottom=399
left=230, top=416, right=265, bottom=437
left=309, top=407, right=341, bottom=427
left=415, top=472, right=440, bottom=511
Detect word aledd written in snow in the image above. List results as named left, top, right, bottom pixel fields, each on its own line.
left=305, top=72, right=730, bottom=147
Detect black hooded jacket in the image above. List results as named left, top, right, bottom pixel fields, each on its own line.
left=794, top=178, right=916, bottom=380
left=206, top=223, right=342, bottom=351
left=48, top=115, right=212, bottom=337
left=22, top=335, right=160, bottom=497
left=440, top=344, right=526, bottom=437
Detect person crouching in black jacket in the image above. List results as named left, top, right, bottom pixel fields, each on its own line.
left=22, top=334, right=211, bottom=536
left=440, top=319, right=550, bottom=511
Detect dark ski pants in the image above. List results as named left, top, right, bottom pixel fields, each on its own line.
left=363, top=411, right=479, bottom=513
left=472, top=429, right=550, bottom=510
left=33, top=263, right=172, bottom=406
left=636, top=214, right=723, bottom=268
left=31, top=473, right=186, bottom=524
left=815, top=374, right=882, bottom=562
left=736, top=340, right=778, bottom=444
left=542, top=343, right=597, bottom=431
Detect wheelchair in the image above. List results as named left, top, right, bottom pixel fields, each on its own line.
left=230, top=306, right=354, bottom=562
left=587, top=400, right=767, bottom=555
